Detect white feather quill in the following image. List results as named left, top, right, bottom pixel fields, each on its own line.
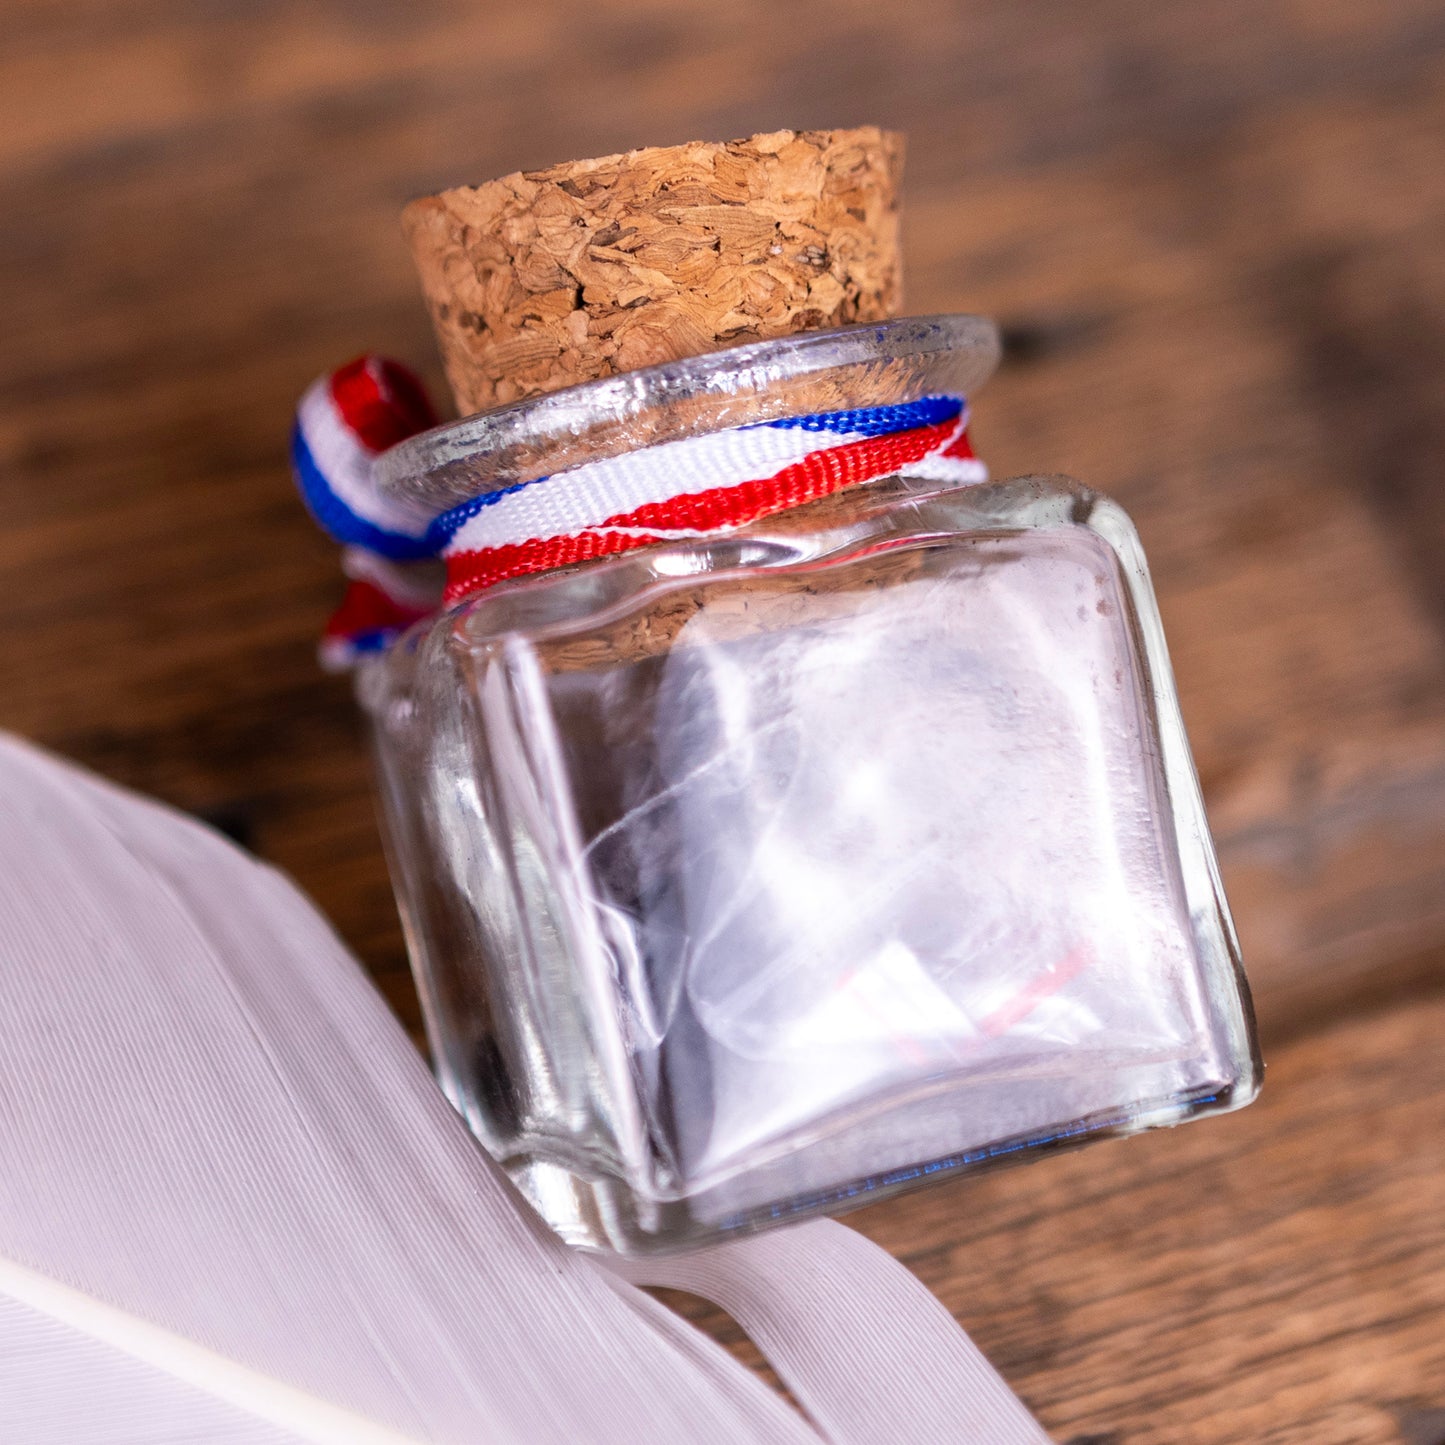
left=0, top=734, right=1048, bottom=1443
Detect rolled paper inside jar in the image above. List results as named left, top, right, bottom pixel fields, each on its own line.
left=531, top=515, right=1239, bottom=1221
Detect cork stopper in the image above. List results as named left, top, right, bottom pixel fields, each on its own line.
left=402, top=127, right=903, bottom=415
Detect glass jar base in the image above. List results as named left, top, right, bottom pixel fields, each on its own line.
left=504, top=1078, right=1250, bottom=1255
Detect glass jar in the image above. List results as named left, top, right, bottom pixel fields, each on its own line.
left=358, top=316, right=1260, bottom=1253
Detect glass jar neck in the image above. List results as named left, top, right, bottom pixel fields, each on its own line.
left=375, top=314, right=999, bottom=514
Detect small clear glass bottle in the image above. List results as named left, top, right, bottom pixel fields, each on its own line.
left=361, top=316, right=1260, bottom=1253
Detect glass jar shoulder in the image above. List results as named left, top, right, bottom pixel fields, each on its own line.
left=378, top=473, right=1130, bottom=664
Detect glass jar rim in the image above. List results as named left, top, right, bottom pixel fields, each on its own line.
left=375, top=313, right=1000, bottom=512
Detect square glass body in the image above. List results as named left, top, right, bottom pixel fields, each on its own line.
left=360, top=471, right=1260, bottom=1252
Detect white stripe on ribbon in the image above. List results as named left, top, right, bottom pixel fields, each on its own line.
left=297, top=379, right=434, bottom=542
left=337, top=548, right=442, bottom=610
left=903, top=447, right=989, bottom=488
left=439, top=416, right=948, bottom=556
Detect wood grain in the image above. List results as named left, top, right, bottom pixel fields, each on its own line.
left=2, top=1, right=1442, bottom=1439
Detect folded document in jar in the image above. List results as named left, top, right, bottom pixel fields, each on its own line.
left=578, top=528, right=1234, bottom=1214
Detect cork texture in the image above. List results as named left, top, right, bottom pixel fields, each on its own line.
left=402, top=127, right=903, bottom=415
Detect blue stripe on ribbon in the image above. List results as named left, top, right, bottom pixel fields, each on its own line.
left=290, top=426, right=436, bottom=562
left=760, top=396, right=962, bottom=436
left=422, top=475, right=535, bottom=552
left=347, top=629, right=398, bottom=654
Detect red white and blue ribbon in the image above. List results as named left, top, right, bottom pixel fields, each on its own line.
left=292, top=355, right=440, bottom=560
left=292, top=355, right=985, bottom=667
left=317, top=548, right=442, bottom=673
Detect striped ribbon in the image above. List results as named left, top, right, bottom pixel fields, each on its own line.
left=292, top=355, right=985, bottom=668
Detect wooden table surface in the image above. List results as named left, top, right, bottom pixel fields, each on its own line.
left=3, top=3, right=1443, bottom=1441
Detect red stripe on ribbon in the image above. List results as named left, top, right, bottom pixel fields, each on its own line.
left=444, top=419, right=968, bottom=602
left=941, top=428, right=977, bottom=461
left=330, top=356, right=438, bottom=456
left=323, top=578, right=434, bottom=642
